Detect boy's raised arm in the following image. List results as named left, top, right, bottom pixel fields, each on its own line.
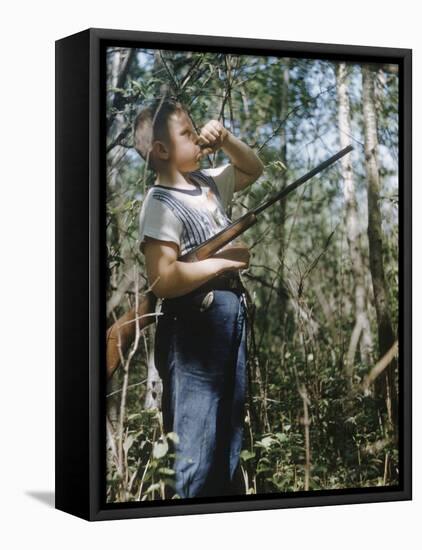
left=144, top=237, right=249, bottom=299
left=198, top=120, right=264, bottom=193
left=221, top=132, right=264, bottom=192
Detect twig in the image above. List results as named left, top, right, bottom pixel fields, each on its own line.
left=106, top=378, right=148, bottom=398
left=298, top=383, right=311, bottom=491
left=362, top=341, right=398, bottom=394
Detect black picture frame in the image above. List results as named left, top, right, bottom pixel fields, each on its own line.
left=55, top=27, right=412, bottom=521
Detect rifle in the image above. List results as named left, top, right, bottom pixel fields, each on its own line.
left=106, top=144, right=353, bottom=379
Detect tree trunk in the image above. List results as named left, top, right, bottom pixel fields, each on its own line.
left=361, top=64, right=398, bottom=437
left=276, top=59, right=290, bottom=344
left=107, top=48, right=134, bottom=428
left=143, top=323, right=163, bottom=410
left=336, top=62, right=374, bottom=378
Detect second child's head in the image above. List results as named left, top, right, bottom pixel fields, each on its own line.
left=133, top=98, right=202, bottom=174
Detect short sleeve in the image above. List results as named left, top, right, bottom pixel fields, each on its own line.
left=201, top=163, right=235, bottom=210
left=138, top=193, right=183, bottom=255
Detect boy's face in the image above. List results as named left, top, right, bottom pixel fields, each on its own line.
left=165, top=111, right=202, bottom=172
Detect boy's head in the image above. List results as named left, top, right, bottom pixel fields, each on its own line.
left=133, top=98, right=202, bottom=174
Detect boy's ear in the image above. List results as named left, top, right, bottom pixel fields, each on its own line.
left=152, top=140, right=170, bottom=161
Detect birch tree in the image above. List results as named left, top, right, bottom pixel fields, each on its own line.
left=362, top=63, right=398, bottom=436
left=276, top=58, right=290, bottom=343
left=336, top=62, right=373, bottom=378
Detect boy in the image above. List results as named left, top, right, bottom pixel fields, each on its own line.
left=134, top=98, right=264, bottom=498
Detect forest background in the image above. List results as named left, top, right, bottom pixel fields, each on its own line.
left=105, top=46, right=399, bottom=503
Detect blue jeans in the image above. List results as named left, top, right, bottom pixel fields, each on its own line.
left=154, top=289, right=248, bottom=499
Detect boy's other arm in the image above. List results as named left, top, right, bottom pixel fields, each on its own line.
left=221, top=132, right=264, bottom=192
left=144, top=237, right=249, bottom=299
left=198, top=120, right=264, bottom=193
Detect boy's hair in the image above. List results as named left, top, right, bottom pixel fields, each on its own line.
left=132, top=98, right=186, bottom=172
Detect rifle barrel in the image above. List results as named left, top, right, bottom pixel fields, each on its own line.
left=252, top=144, right=353, bottom=216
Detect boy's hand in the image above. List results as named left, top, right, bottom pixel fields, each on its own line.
left=197, top=120, right=229, bottom=156
left=211, top=242, right=250, bottom=270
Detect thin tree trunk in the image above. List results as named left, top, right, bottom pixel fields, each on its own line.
left=361, top=64, right=398, bottom=437
left=336, top=62, right=374, bottom=378
left=143, top=323, right=163, bottom=410
left=107, top=48, right=133, bottom=428
left=276, top=59, right=290, bottom=343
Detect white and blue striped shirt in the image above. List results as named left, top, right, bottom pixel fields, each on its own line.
left=138, top=163, right=236, bottom=256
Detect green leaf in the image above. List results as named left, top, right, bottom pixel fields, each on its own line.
left=127, top=413, right=142, bottom=421
left=109, top=86, right=125, bottom=94
left=240, top=450, right=255, bottom=462
left=145, top=483, right=161, bottom=494
left=166, top=431, right=180, bottom=445
left=123, top=435, right=134, bottom=454
left=152, top=438, right=169, bottom=459
left=260, top=436, right=276, bottom=449
left=158, top=467, right=175, bottom=476
left=268, top=160, right=288, bottom=172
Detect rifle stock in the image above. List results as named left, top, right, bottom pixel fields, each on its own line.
left=179, top=212, right=257, bottom=262
left=106, top=290, right=157, bottom=380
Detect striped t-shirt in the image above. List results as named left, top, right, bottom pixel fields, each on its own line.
left=138, top=163, right=236, bottom=256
